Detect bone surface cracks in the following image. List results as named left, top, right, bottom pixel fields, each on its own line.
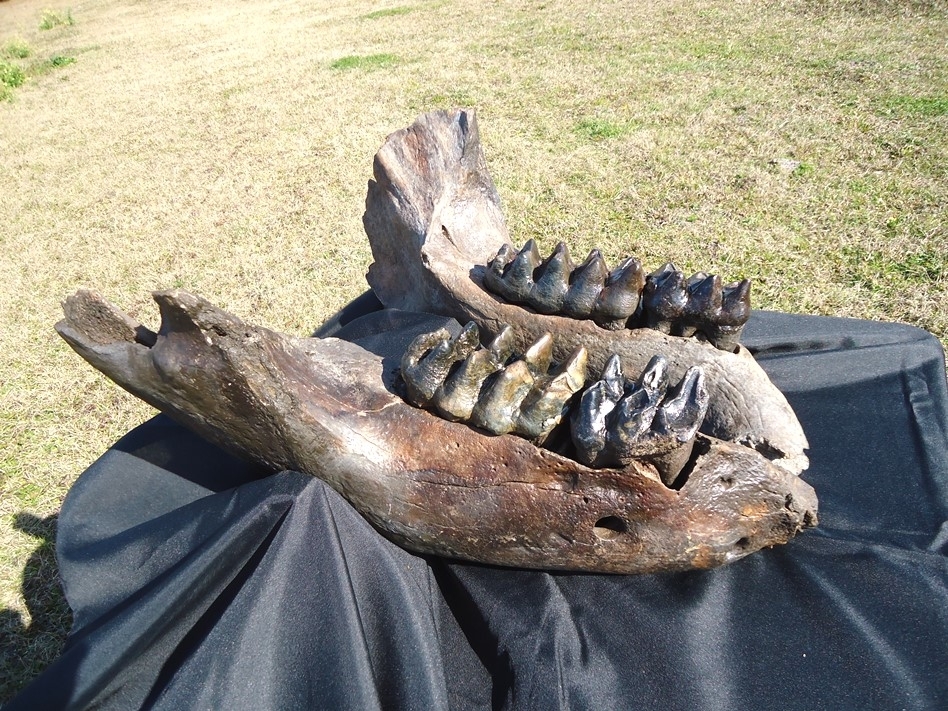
left=483, top=240, right=751, bottom=351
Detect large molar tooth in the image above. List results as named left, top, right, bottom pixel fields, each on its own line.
left=594, top=257, right=645, bottom=329
left=401, top=323, right=481, bottom=405
left=522, top=332, right=554, bottom=376
left=562, top=249, right=608, bottom=318
left=501, top=239, right=542, bottom=302
left=435, top=347, right=504, bottom=421
left=530, top=242, right=573, bottom=314
left=484, top=244, right=517, bottom=297
left=643, top=263, right=687, bottom=333
left=516, top=346, right=588, bottom=441
left=470, top=360, right=535, bottom=434
left=606, top=387, right=661, bottom=462
left=571, top=379, right=618, bottom=466
left=708, top=279, right=751, bottom=351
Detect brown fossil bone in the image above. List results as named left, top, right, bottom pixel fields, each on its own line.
left=363, top=109, right=809, bottom=475
left=56, top=288, right=817, bottom=574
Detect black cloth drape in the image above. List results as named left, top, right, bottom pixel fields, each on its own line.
left=9, top=305, right=948, bottom=710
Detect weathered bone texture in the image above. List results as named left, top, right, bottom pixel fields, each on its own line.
left=364, top=109, right=809, bottom=475
left=57, top=289, right=817, bottom=574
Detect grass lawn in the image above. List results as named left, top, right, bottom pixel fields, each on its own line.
left=1, top=0, right=946, bottom=699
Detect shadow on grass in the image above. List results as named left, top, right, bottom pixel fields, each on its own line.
left=0, top=513, right=71, bottom=705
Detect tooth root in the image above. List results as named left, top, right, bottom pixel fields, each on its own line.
left=636, top=355, right=669, bottom=399
left=643, top=263, right=687, bottom=327
left=562, top=249, right=609, bottom=318
left=487, top=325, right=517, bottom=363
left=594, top=257, right=645, bottom=328
left=531, top=242, right=573, bottom=314
left=570, top=380, right=616, bottom=466
left=516, top=347, right=588, bottom=441
left=522, top=333, right=554, bottom=375
left=653, top=366, right=709, bottom=442
left=435, top=348, right=503, bottom=421
left=470, top=360, right=534, bottom=434
left=685, top=273, right=723, bottom=321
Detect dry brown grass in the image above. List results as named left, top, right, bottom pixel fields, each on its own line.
left=1, top=0, right=946, bottom=699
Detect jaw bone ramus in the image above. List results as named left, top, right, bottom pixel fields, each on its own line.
left=54, top=109, right=818, bottom=574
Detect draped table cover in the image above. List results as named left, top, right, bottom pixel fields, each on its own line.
left=9, top=301, right=948, bottom=710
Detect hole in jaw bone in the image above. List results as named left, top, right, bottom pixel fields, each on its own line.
left=593, top=515, right=627, bottom=540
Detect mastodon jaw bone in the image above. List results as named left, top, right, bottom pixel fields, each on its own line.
left=56, top=288, right=817, bottom=574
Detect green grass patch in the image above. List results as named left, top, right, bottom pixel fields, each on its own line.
left=574, top=117, right=631, bottom=141
left=841, top=246, right=945, bottom=292
left=39, top=8, right=75, bottom=31
left=330, top=53, right=399, bottom=71
left=3, top=40, right=32, bottom=60
left=28, top=54, right=77, bottom=77
left=361, top=6, right=413, bottom=20
left=0, top=61, right=26, bottom=90
left=882, top=95, right=948, bottom=117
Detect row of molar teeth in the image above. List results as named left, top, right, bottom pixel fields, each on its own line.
left=484, top=240, right=646, bottom=331
left=643, top=264, right=751, bottom=352
left=400, top=322, right=588, bottom=443
left=482, top=241, right=751, bottom=351
left=570, top=354, right=710, bottom=486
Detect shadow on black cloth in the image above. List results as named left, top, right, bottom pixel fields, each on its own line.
left=0, top=514, right=71, bottom=705
left=8, top=305, right=948, bottom=710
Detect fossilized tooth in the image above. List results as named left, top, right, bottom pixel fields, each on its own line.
left=572, top=355, right=709, bottom=485
left=401, top=321, right=480, bottom=405
left=594, top=256, right=646, bottom=330
left=712, top=279, right=752, bottom=352
left=57, top=289, right=817, bottom=573
left=484, top=240, right=540, bottom=302
left=642, top=263, right=689, bottom=334
left=516, top=346, right=588, bottom=441
left=364, top=109, right=808, bottom=475
left=530, top=241, right=573, bottom=313
left=402, top=324, right=586, bottom=442
left=561, top=249, right=609, bottom=319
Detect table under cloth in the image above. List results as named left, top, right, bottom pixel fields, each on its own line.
left=8, top=302, right=948, bottom=710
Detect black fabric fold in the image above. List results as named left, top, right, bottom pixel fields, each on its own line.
left=8, top=307, right=948, bottom=710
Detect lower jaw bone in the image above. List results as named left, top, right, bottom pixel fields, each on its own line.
left=56, top=288, right=817, bottom=574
